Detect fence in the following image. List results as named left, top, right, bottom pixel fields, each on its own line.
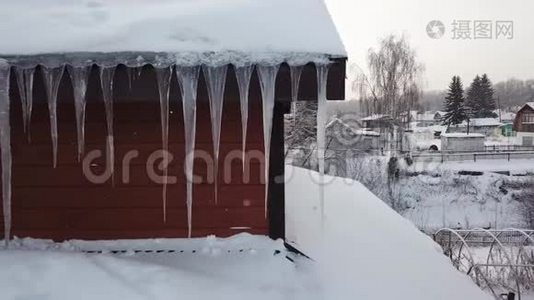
left=412, top=151, right=534, bottom=163
left=434, top=228, right=534, bottom=300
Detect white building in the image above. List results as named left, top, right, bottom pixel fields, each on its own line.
left=441, top=133, right=485, bottom=152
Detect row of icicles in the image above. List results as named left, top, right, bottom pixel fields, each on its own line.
left=0, top=62, right=330, bottom=244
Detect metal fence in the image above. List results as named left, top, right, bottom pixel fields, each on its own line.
left=434, top=228, right=534, bottom=299
left=412, top=151, right=534, bottom=163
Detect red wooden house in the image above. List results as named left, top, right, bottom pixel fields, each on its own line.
left=513, top=102, right=534, bottom=146
left=0, top=0, right=346, bottom=243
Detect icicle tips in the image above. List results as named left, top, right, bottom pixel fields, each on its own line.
left=0, top=62, right=11, bottom=246
left=203, top=65, right=228, bottom=204
left=257, top=64, right=280, bottom=218
left=42, top=65, right=66, bottom=168
left=176, top=65, right=201, bottom=238
left=235, top=65, right=254, bottom=174
left=155, top=66, right=173, bottom=223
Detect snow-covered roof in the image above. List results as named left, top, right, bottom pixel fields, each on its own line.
left=454, top=118, right=502, bottom=127
left=326, top=118, right=380, bottom=136
left=361, top=114, right=391, bottom=121
left=525, top=102, right=534, bottom=111
left=0, top=0, right=346, bottom=67
left=441, top=133, right=485, bottom=138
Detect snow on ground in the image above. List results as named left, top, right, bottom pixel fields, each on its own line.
left=0, top=235, right=318, bottom=300
left=285, top=166, right=490, bottom=299
left=404, top=159, right=533, bottom=230
left=0, top=0, right=345, bottom=57
left=0, top=166, right=490, bottom=300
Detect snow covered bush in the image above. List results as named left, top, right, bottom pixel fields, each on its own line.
left=518, top=179, right=534, bottom=228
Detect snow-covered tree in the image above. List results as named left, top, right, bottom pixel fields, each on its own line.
left=466, top=75, right=483, bottom=117
left=479, top=74, right=497, bottom=117
left=466, top=74, right=497, bottom=118
left=442, top=76, right=467, bottom=126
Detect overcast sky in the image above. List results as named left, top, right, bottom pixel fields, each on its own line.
left=325, top=0, right=534, bottom=91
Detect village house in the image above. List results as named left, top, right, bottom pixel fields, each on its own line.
left=447, top=118, right=503, bottom=136
left=326, top=117, right=380, bottom=152
left=513, top=102, right=534, bottom=146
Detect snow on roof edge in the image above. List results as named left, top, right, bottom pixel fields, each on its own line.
left=2, top=51, right=346, bottom=68
left=0, top=0, right=347, bottom=60
left=441, top=133, right=485, bottom=138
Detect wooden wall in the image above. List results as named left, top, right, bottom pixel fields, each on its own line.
left=0, top=60, right=345, bottom=241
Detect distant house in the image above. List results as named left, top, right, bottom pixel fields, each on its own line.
left=447, top=118, right=502, bottom=136
left=441, top=133, right=485, bottom=152
left=326, top=117, right=380, bottom=152
left=494, top=109, right=516, bottom=123
left=361, top=114, right=396, bottom=130
left=513, top=102, right=534, bottom=146
left=413, top=111, right=445, bottom=127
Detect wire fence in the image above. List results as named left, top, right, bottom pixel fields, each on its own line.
left=434, top=228, right=534, bottom=300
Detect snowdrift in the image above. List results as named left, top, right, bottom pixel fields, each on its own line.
left=285, top=165, right=490, bottom=299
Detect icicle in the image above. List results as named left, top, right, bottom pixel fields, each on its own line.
left=68, top=65, right=91, bottom=162
left=316, top=64, right=329, bottom=220
left=235, top=65, right=253, bottom=173
left=155, top=66, right=173, bottom=223
left=126, top=67, right=133, bottom=92
left=99, top=66, right=116, bottom=185
left=203, top=65, right=227, bottom=204
left=257, top=64, right=280, bottom=217
left=0, top=62, right=11, bottom=246
left=42, top=65, right=65, bottom=168
left=15, top=68, right=35, bottom=137
left=290, top=65, right=303, bottom=126
left=175, top=66, right=200, bottom=238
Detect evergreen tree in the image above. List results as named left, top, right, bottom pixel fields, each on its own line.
left=479, top=74, right=497, bottom=117
left=442, top=76, right=467, bottom=125
left=466, top=75, right=483, bottom=117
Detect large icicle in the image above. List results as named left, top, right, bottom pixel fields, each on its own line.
left=126, top=67, right=133, bottom=92
left=0, top=61, right=11, bottom=246
left=176, top=66, right=200, bottom=238
left=68, top=66, right=91, bottom=162
left=203, top=65, right=227, bottom=204
left=235, top=65, right=253, bottom=173
left=42, top=66, right=65, bottom=168
left=155, top=66, right=173, bottom=223
left=15, top=68, right=35, bottom=138
left=316, top=64, right=329, bottom=219
left=257, top=64, right=280, bottom=217
left=99, top=66, right=116, bottom=185
left=290, top=65, right=304, bottom=126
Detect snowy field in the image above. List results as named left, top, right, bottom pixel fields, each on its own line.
left=0, top=166, right=490, bottom=300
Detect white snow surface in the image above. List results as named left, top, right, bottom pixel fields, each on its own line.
left=441, top=132, right=485, bottom=138
left=285, top=166, right=490, bottom=300
left=0, top=166, right=490, bottom=299
left=0, top=0, right=346, bottom=59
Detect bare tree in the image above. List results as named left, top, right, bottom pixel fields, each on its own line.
left=356, top=34, right=424, bottom=121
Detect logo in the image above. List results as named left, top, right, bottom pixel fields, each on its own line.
left=426, top=20, right=445, bottom=39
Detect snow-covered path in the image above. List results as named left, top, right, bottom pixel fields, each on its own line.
left=285, top=166, right=491, bottom=299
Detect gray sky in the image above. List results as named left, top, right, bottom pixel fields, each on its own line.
left=325, top=0, right=534, bottom=91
